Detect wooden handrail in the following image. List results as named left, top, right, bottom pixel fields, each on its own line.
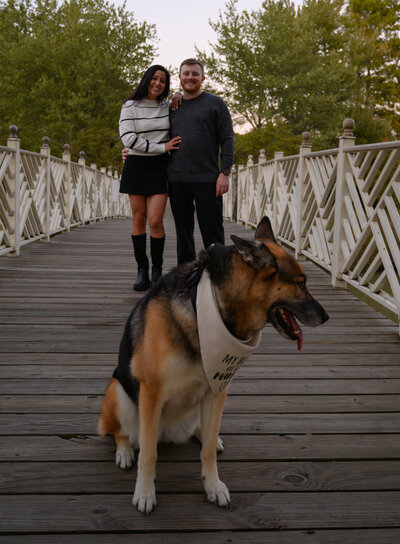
left=223, top=119, right=400, bottom=331
left=0, top=126, right=129, bottom=257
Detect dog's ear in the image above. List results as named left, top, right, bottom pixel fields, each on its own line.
left=231, top=235, right=276, bottom=270
left=254, top=216, right=276, bottom=243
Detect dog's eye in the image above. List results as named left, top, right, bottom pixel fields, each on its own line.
left=298, top=280, right=306, bottom=290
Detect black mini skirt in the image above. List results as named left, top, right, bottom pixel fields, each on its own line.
left=119, top=153, right=168, bottom=195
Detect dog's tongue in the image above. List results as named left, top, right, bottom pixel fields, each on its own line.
left=284, top=309, right=303, bottom=351
left=296, top=327, right=303, bottom=351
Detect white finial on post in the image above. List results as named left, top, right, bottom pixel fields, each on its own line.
left=301, top=132, right=311, bottom=148
left=343, top=118, right=355, bottom=138
left=8, top=125, right=19, bottom=140
left=62, top=144, right=70, bottom=160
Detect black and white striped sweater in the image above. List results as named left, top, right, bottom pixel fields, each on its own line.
left=119, top=98, right=170, bottom=156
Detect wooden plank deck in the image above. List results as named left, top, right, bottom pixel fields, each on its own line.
left=1, top=211, right=400, bottom=543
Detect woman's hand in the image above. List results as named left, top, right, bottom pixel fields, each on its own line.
left=170, top=92, right=183, bottom=111
left=165, top=136, right=181, bottom=152
left=121, top=147, right=129, bottom=162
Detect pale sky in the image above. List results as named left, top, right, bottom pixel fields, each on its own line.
left=113, top=0, right=304, bottom=72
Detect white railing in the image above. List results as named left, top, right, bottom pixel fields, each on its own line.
left=0, top=126, right=130, bottom=256
left=224, top=119, right=400, bottom=331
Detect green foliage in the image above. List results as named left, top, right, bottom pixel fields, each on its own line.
left=345, top=0, right=400, bottom=136
left=0, top=0, right=157, bottom=169
left=198, top=0, right=399, bottom=159
left=234, top=123, right=299, bottom=165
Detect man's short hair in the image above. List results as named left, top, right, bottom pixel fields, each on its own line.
left=179, top=58, right=204, bottom=76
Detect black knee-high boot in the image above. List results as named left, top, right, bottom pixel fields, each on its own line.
left=150, top=235, right=165, bottom=286
left=131, top=234, right=150, bottom=291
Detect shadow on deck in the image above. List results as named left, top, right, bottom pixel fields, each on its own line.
left=0, top=215, right=400, bottom=543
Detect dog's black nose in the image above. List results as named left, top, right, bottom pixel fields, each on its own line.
left=320, top=308, right=329, bottom=323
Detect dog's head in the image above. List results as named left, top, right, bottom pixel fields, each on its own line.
left=227, top=216, right=329, bottom=349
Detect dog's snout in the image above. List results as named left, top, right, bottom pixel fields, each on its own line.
left=313, top=299, right=329, bottom=324
left=301, top=300, right=329, bottom=326
left=320, top=307, right=329, bottom=324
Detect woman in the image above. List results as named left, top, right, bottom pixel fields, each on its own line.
left=119, top=65, right=181, bottom=291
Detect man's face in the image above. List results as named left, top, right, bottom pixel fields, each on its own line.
left=179, top=64, right=205, bottom=95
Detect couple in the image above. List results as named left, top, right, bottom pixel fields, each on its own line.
left=119, top=58, right=234, bottom=291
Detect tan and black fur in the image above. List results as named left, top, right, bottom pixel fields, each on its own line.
left=98, top=217, right=329, bottom=513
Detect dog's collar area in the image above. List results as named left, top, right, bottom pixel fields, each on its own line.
left=196, top=269, right=262, bottom=397
left=186, top=267, right=202, bottom=314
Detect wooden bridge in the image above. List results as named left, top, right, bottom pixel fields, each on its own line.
left=1, top=210, right=400, bottom=542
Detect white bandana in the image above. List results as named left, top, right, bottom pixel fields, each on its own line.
left=196, top=270, right=261, bottom=397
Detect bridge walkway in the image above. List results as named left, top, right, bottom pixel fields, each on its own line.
left=0, top=213, right=399, bottom=542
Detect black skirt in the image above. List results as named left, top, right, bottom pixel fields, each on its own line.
left=119, top=154, right=168, bottom=195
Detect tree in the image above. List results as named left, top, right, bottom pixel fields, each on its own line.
left=276, top=0, right=354, bottom=144
left=234, top=122, right=299, bottom=165
left=345, top=0, right=400, bottom=137
left=0, top=0, right=157, bottom=169
left=197, top=0, right=298, bottom=130
left=198, top=0, right=397, bottom=157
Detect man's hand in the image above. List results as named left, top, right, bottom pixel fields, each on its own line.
left=170, top=92, right=183, bottom=111
left=216, top=173, right=229, bottom=197
left=122, top=147, right=129, bottom=162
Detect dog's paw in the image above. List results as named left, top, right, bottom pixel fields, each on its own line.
left=217, top=436, right=224, bottom=453
left=133, top=481, right=157, bottom=514
left=115, top=445, right=135, bottom=470
left=204, top=477, right=230, bottom=508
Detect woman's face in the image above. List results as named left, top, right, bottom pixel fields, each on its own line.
left=146, top=70, right=167, bottom=100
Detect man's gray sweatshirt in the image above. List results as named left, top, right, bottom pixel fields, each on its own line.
left=167, top=91, right=234, bottom=183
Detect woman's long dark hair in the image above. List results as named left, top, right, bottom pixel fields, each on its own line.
left=125, top=65, right=170, bottom=103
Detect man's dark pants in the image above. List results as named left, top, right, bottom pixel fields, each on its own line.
left=169, top=181, right=224, bottom=265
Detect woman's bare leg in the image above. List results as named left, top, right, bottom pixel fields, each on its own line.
left=147, top=194, right=168, bottom=238
left=129, top=194, right=148, bottom=235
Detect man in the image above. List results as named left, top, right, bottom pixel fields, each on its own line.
left=168, top=58, right=234, bottom=264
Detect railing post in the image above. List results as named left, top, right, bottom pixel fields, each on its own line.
left=114, top=170, right=121, bottom=216
left=237, top=164, right=244, bottom=222
left=295, top=132, right=311, bottom=260
left=63, top=144, right=71, bottom=231
left=91, top=163, right=97, bottom=222
left=40, top=136, right=51, bottom=241
left=7, top=125, right=21, bottom=256
left=100, top=166, right=106, bottom=219
left=230, top=164, right=237, bottom=222
left=79, top=151, right=86, bottom=226
left=107, top=166, right=113, bottom=217
left=245, top=155, right=253, bottom=226
left=257, top=149, right=266, bottom=224
left=273, top=151, right=284, bottom=234
left=332, top=119, right=356, bottom=287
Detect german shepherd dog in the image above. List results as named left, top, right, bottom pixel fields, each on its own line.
left=98, top=217, right=329, bottom=514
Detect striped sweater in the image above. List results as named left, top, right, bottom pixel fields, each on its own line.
left=119, top=98, right=170, bottom=156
